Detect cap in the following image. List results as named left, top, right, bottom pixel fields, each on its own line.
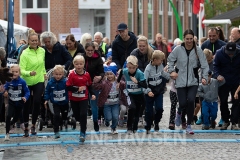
left=225, top=42, right=236, bottom=55
left=104, top=62, right=117, bottom=75
left=117, top=23, right=128, bottom=31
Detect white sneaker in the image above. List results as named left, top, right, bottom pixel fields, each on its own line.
left=4, top=134, right=10, bottom=141
left=111, top=128, right=118, bottom=135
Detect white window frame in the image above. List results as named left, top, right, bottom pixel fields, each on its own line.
left=138, top=0, right=143, bottom=34
left=148, top=0, right=153, bottom=41
left=168, top=2, right=173, bottom=41
left=158, top=0, right=163, bottom=35
left=128, top=0, right=133, bottom=31
left=20, top=0, right=50, bottom=32
left=188, top=1, right=192, bottom=29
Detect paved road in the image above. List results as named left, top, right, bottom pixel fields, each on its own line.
left=0, top=84, right=240, bottom=160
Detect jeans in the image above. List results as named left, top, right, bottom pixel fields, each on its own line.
left=53, top=103, right=69, bottom=132
left=90, top=90, right=99, bottom=122
left=103, top=104, right=119, bottom=129
left=202, top=100, right=218, bottom=126
left=145, top=94, right=164, bottom=130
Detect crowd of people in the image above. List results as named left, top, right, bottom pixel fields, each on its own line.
left=0, top=22, right=240, bottom=142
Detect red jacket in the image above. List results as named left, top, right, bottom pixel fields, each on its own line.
left=66, top=70, right=92, bottom=101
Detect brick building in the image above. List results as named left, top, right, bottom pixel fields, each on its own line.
left=0, top=0, right=193, bottom=43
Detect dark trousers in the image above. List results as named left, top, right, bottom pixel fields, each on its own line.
left=53, top=103, right=69, bottom=132
left=218, top=84, right=240, bottom=124
left=177, top=85, right=198, bottom=125
left=6, top=103, right=23, bottom=134
left=145, top=94, right=163, bottom=130
left=70, top=100, right=88, bottom=134
left=127, top=93, right=145, bottom=131
left=23, top=82, right=44, bottom=128
left=169, top=90, right=178, bottom=124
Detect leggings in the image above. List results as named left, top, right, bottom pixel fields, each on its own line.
left=23, top=82, right=44, bottom=128
left=53, top=103, right=69, bottom=132
left=176, top=86, right=198, bottom=125
left=6, top=103, right=23, bottom=134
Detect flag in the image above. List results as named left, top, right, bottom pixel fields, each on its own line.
left=193, top=0, right=204, bottom=14
left=7, top=0, right=16, bottom=55
left=199, top=3, right=205, bottom=29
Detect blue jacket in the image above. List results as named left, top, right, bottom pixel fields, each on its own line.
left=44, top=42, right=72, bottom=71
left=44, top=77, right=69, bottom=105
left=4, top=77, right=30, bottom=107
left=201, top=39, right=226, bottom=55
left=112, top=32, right=137, bottom=69
left=213, top=46, right=240, bottom=86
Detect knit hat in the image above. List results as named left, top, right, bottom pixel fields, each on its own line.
left=104, top=62, right=117, bottom=75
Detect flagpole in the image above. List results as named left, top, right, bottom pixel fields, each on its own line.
left=198, top=3, right=203, bottom=47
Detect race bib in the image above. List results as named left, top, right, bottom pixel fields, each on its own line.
left=9, top=89, right=22, bottom=101
left=53, top=90, right=66, bottom=101
left=106, top=91, right=119, bottom=103
left=126, top=81, right=141, bottom=93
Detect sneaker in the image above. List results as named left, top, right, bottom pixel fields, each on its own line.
left=168, top=124, right=175, bottom=130
left=79, top=132, right=86, bottom=142
left=202, top=125, right=209, bottom=130
left=210, top=121, right=216, bottom=129
left=23, top=129, right=29, bottom=137
left=218, top=119, right=224, bottom=127
left=154, top=123, right=159, bottom=131
left=20, top=123, right=25, bottom=131
left=186, top=125, right=194, bottom=134
left=93, top=121, right=99, bottom=132
left=111, top=128, right=118, bottom=135
left=30, top=126, right=37, bottom=135
left=54, top=132, right=60, bottom=139
left=175, top=112, right=182, bottom=126
left=105, top=121, right=110, bottom=127
left=182, top=123, right=187, bottom=129
left=220, top=122, right=230, bottom=130
left=9, top=126, right=15, bottom=134
left=4, top=134, right=10, bottom=141
left=127, top=130, right=132, bottom=135
left=146, top=130, right=150, bottom=134
left=195, top=116, right=202, bottom=125
left=118, top=118, right=124, bottom=127
left=231, top=124, right=239, bottom=130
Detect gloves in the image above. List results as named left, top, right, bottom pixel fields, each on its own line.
left=0, top=68, right=13, bottom=84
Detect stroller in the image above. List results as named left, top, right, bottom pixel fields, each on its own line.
left=37, top=68, right=76, bottom=131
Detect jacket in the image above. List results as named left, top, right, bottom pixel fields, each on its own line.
left=167, top=44, right=209, bottom=88
left=152, top=41, right=168, bottom=66
left=130, top=48, right=150, bottom=72
left=44, top=77, right=68, bottom=105
left=19, top=46, right=46, bottom=86
left=201, top=39, right=226, bottom=55
left=144, top=62, right=170, bottom=95
left=112, top=32, right=137, bottom=69
left=213, top=46, right=240, bottom=85
left=65, top=41, right=85, bottom=58
left=198, top=78, right=225, bottom=102
left=44, top=42, right=72, bottom=71
left=4, top=77, right=30, bottom=107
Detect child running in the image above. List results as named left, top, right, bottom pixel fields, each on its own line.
left=93, top=62, right=119, bottom=134
left=117, top=55, right=147, bottom=134
left=66, top=55, right=96, bottom=142
left=3, top=64, right=30, bottom=141
left=144, top=50, right=170, bottom=133
left=44, top=65, right=69, bottom=139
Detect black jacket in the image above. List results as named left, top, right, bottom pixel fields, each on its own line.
left=65, top=41, right=85, bottom=57
left=201, top=39, right=226, bottom=55
left=112, top=32, right=137, bottom=69
left=130, top=48, right=149, bottom=72
left=44, top=42, right=72, bottom=71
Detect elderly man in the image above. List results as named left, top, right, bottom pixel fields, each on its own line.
left=231, top=27, right=240, bottom=45
left=94, top=32, right=108, bottom=57
left=152, top=33, right=168, bottom=66
left=214, top=42, right=240, bottom=130
left=201, top=28, right=226, bottom=55
left=112, top=23, right=137, bottom=70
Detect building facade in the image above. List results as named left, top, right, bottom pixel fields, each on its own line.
left=0, top=0, right=193, bottom=42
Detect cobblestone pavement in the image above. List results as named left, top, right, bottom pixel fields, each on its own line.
left=0, top=84, right=240, bottom=160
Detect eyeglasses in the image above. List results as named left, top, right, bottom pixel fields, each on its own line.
left=86, top=50, right=94, bottom=52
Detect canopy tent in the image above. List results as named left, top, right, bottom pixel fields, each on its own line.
left=0, top=19, right=31, bottom=47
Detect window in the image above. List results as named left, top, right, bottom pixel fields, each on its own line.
left=158, top=0, right=163, bottom=34
left=138, top=0, right=143, bottom=34
left=168, top=2, right=173, bottom=41
left=188, top=1, right=192, bottom=29
left=148, top=0, right=153, bottom=40
left=179, top=0, right=184, bottom=30
left=20, top=0, right=50, bottom=33
left=94, top=10, right=106, bottom=37
left=128, top=0, right=133, bottom=31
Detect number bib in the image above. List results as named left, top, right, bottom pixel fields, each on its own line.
left=53, top=90, right=66, bottom=101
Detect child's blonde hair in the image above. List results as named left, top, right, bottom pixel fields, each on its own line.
left=10, top=64, right=20, bottom=71
left=152, top=50, right=165, bottom=61
left=73, top=55, right=85, bottom=64
left=53, top=65, right=65, bottom=74
left=126, top=55, right=138, bottom=66
left=203, top=48, right=213, bottom=60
